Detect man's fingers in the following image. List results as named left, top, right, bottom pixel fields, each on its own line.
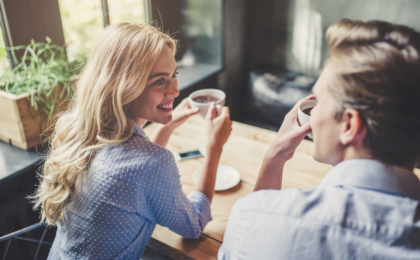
left=285, top=95, right=316, bottom=122
left=290, top=95, right=316, bottom=114
left=296, top=122, right=312, bottom=137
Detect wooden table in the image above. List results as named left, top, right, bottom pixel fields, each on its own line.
left=143, top=116, right=420, bottom=260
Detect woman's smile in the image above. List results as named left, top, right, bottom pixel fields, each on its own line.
left=157, top=101, right=174, bottom=113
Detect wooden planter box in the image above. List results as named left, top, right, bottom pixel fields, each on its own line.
left=0, top=91, right=47, bottom=149
left=0, top=87, right=69, bottom=150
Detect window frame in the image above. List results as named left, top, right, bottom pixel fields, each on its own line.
left=0, top=0, right=224, bottom=90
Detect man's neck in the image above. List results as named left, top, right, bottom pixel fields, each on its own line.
left=340, top=146, right=416, bottom=172
left=339, top=145, right=372, bottom=164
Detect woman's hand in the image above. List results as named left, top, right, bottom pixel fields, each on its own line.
left=265, top=95, right=315, bottom=161
left=205, top=102, right=232, bottom=152
left=168, top=98, right=199, bottom=130
left=151, top=98, right=199, bottom=147
left=194, top=102, right=232, bottom=202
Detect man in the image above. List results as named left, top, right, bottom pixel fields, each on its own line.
left=219, top=20, right=420, bottom=259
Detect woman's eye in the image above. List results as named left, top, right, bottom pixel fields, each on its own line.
left=172, top=71, right=179, bottom=78
left=153, top=78, right=165, bottom=85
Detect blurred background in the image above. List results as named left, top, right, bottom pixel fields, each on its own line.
left=1, top=0, right=420, bottom=259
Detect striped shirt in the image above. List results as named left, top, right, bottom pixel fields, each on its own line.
left=219, top=159, right=420, bottom=260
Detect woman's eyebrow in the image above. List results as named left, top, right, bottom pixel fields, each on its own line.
left=148, top=72, right=169, bottom=80
left=148, top=67, right=178, bottom=80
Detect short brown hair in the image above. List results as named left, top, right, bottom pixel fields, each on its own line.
left=325, top=19, right=420, bottom=167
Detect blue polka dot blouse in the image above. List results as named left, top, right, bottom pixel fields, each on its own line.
left=47, top=119, right=212, bottom=259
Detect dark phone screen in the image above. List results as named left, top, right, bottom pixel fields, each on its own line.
left=179, top=150, right=201, bottom=158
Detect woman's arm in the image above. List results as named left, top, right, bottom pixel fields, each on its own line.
left=137, top=147, right=211, bottom=239
left=151, top=124, right=176, bottom=148
left=194, top=103, right=232, bottom=202
left=151, top=98, right=198, bottom=147
left=138, top=103, right=231, bottom=238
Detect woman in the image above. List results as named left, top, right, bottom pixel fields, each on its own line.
left=33, top=23, right=232, bottom=259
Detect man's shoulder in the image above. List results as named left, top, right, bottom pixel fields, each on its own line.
left=233, top=188, right=317, bottom=216
left=232, top=186, right=353, bottom=221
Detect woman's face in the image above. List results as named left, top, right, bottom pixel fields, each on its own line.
left=128, top=45, right=179, bottom=125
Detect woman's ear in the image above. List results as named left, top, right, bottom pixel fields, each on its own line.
left=339, top=108, right=365, bottom=146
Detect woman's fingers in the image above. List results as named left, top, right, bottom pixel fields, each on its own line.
left=174, top=98, right=191, bottom=110
left=181, top=97, right=190, bottom=106
left=205, top=102, right=217, bottom=120
left=220, top=106, right=230, bottom=118
left=182, top=108, right=199, bottom=118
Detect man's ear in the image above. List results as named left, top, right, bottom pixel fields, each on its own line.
left=339, top=108, right=365, bottom=146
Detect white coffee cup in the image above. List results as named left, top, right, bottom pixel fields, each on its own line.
left=189, top=89, right=226, bottom=118
left=298, top=100, right=317, bottom=140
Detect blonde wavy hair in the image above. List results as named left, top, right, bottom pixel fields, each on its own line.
left=32, top=23, right=176, bottom=225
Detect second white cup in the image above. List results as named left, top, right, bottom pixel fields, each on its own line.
left=189, top=89, right=226, bottom=118
left=297, top=100, right=316, bottom=140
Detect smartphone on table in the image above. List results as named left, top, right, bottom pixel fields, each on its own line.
left=173, top=148, right=206, bottom=161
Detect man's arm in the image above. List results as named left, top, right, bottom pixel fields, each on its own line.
left=254, top=156, right=287, bottom=191
left=254, top=96, right=314, bottom=191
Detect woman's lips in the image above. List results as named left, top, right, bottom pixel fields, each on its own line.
left=157, top=103, right=173, bottom=113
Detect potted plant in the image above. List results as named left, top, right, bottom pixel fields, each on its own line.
left=0, top=37, right=84, bottom=149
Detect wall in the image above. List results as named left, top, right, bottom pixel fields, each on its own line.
left=245, top=0, right=290, bottom=69
left=217, top=0, right=248, bottom=119
left=219, top=0, right=420, bottom=119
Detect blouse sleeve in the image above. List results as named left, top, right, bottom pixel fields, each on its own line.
left=135, top=148, right=212, bottom=239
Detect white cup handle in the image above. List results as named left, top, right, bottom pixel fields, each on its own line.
left=216, top=104, right=222, bottom=116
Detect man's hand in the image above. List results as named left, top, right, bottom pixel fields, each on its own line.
left=254, top=95, right=315, bottom=191
left=265, top=95, right=314, bottom=161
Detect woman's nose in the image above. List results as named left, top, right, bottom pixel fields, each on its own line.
left=166, top=79, right=179, bottom=98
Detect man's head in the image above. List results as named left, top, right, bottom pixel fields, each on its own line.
left=310, top=19, right=420, bottom=169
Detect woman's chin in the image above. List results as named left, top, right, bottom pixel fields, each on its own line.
left=157, top=114, right=173, bottom=125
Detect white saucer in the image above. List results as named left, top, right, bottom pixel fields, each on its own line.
left=193, top=164, right=241, bottom=191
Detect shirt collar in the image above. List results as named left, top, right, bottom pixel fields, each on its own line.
left=127, top=118, right=150, bottom=141
left=318, top=159, right=420, bottom=200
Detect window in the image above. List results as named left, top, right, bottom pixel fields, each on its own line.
left=179, top=0, right=222, bottom=67
left=108, top=0, right=147, bottom=24
left=0, top=26, right=9, bottom=75
left=58, top=0, right=149, bottom=61
left=176, top=0, right=223, bottom=89
left=58, top=0, right=223, bottom=89
left=150, top=0, right=223, bottom=89
left=58, top=0, right=105, bottom=61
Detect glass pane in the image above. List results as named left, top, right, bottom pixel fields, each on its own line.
left=179, top=0, right=222, bottom=67
left=285, top=0, right=420, bottom=76
left=0, top=27, right=10, bottom=75
left=108, top=0, right=146, bottom=24
left=58, top=0, right=104, bottom=61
